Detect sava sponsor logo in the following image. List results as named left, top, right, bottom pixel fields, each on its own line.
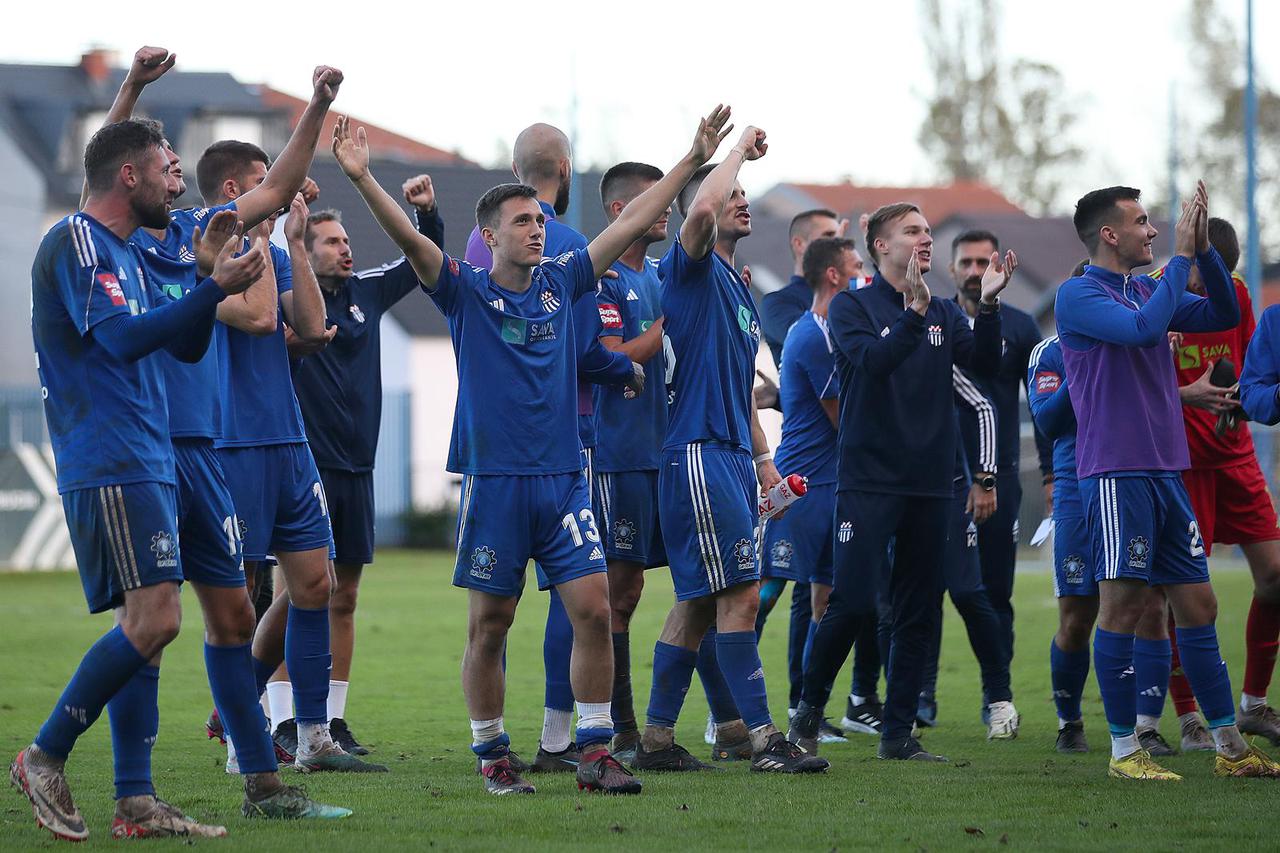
left=736, top=305, right=760, bottom=343
left=598, top=303, right=623, bottom=329
left=1034, top=371, right=1061, bottom=393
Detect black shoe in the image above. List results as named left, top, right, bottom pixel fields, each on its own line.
left=916, top=696, right=938, bottom=728
left=1137, top=728, right=1176, bottom=757
left=329, top=718, right=369, bottom=756
left=576, top=751, right=643, bottom=794
left=786, top=703, right=821, bottom=756
left=530, top=743, right=580, bottom=773
left=711, top=736, right=753, bottom=762
left=877, top=736, right=947, bottom=762
left=611, top=731, right=639, bottom=766
left=751, top=732, right=830, bottom=773
left=634, top=742, right=720, bottom=771
left=841, top=698, right=884, bottom=736
left=272, top=719, right=298, bottom=765
left=1055, top=720, right=1089, bottom=753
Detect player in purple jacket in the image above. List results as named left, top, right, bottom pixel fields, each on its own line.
left=1055, top=182, right=1278, bottom=780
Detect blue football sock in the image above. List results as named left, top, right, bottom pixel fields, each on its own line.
left=1175, top=623, right=1236, bottom=728
left=285, top=605, right=331, bottom=726
left=35, top=625, right=148, bottom=760
left=543, top=589, right=575, bottom=712
left=1093, top=628, right=1137, bottom=737
left=802, top=619, right=820, bottom=676
left=1133, top=636, right=1172, bottom=719
left=106, top=665, right=159, bottom=799
left=1049, top=639, right=1090, bottom=722
left=716, top=630, right=772, bottom=730
left=695, top=629, right=740, bottom=724
left=206, top=643, right=277, bottom=774
left=252, top=654, right=275, bottom=698
left=470, top=731, right=511, bottom=760
left=646, top=642, right=697, bottom=728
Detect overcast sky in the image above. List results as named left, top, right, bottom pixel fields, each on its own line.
left=4, top=0, right=1274, bottom=212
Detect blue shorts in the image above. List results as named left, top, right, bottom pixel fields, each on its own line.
left=595, top=470, right=667, bottom=568
left=1053, top=513, right=1097, bottom=598
left=659, top=442, right=759, bottom=601
left=63, top=482, right=182, bottom=614
left=760, top=481, right=835, bottom=585
left=1079, top=473, right=1209, bottom=586
left=941, top=488, right=985, bottom=596
left=455, top=472, right=606, bottom=597
left=174, top=439, right=245, bottom=589
left=220, top=443, right=334, bottom=561
left=320, top=468, right=375, bottom=565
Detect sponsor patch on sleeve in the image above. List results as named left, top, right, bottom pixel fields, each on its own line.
left=1034, top=370, right=1061, bottom=394
left=598, top=303, right=622, bottom=329
left=96, top=273, right=126, bottom=306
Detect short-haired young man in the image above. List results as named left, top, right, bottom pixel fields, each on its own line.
left=333, top=107, right=732, bottom=794
left=1058, top=182, right=1277, bottom=779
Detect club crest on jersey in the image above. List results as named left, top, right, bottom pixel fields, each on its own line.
left=150, top=531, right=178, bottom=568
left=179, top=245, right=197, bottom=264
left=736, top=305, right=760, bottom=343
left=770, top=539, right=793, bottom=570
left=838, top=521, right=853, bottom=543
left=1062, top=555, right=1086, bottom=585
left=448, top=258, right=460, bottom=276
left=97, top=273, right=127, bottom=306
left=598, top=303, right=622, bottom=329
left=612, top=518, right=636, bottom=550
left=927, top=325, right=944, bottom=346
left=349, top=303, right=366, bottom=323
left=1127, top=536, right=1150, bottom=570
left=540, top=287, right=562, bottom=313
left=470, top=546, right=496, bottom=580
left=733, top=538, right=754, bottom=569
left=1034, top=371, right=1061, bottom=394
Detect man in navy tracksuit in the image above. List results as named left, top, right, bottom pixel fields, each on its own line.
left=788, top=202, right=1012, bottom=761
left=289, top=176, right=443, bottom=754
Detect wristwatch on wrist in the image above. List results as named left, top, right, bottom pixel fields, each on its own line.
left=975, top=473, right=996, bottom=491
left=977, top=298, right=1000, bottom=314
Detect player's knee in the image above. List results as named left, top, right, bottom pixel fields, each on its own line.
left=468, top=608, right=514, bottom=652
left=610, top=583, right=643, bottom=625
left=289, top=569, right=334, bottom=608
left=128, top=605, right=182, bottom=655
left=1254, top=570, right=1280, bottom=604
left=330, top=583, right=359, bottom=619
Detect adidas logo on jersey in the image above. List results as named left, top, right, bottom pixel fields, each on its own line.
left=588, top=546, right=603, bottom=562
left=747, top=667, right=765, bottom=681
left=489, top=298, right=506, bottom=312
left=1140, top=686, right=1164, bottom=698
left=626, top=289, right=640, bottom=300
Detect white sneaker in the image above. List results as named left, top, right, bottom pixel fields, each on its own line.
left=703, top=713, right=715, bottom=745
left=987, top=701, right=1020, bottom=740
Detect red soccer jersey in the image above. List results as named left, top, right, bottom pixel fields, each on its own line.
left=1172, top=274, right=1255, bottom=469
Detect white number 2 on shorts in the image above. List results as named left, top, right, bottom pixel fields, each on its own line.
left=1188, top=520, right=1205, bottom=558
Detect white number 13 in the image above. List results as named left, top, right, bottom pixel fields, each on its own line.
left=561, top=509, right=601, bottom=547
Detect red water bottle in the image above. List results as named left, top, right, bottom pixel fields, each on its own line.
left=759, top=474, right=808, bottom=520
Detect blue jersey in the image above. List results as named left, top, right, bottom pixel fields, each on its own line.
left=32, top=214, right=175, bottom=492
left=595, top=257, right=667, bottom=472
left=132, top=204, right=233, bottom=440
left=659, top=240, right=760, bottom=452
left=761, top=275, right=811, bottom=369
left=216, top=243, right=305, bottom=447
left=774, top=312, right=838, bottom=486
left=1026, top=336, right=1081, bottom=517
left=429, top=249, right=597, bottom=474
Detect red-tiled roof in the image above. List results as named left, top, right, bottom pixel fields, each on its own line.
left=785, top=180, right=1024, bottom=223
left=257, top=86, right=475, bottom=166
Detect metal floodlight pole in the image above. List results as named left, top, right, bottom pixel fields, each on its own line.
left=1169, top=83, right=1179, bottom=258
left=1245, top=0, right=1260, bottom=314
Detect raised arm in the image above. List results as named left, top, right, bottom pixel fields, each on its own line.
left=334, top=117, right=444, bottom=289
left=213, top=215, right=279, bottom=336
left=587, top=106, right=734, bottom=278
left=233, top=66, right=343, bottom=228
left=677, top=124, right=767, bottom=262
left=280, top=194, right=331, bottom=345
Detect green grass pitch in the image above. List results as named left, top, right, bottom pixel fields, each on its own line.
left=0, top=550, right=1276, bottom=850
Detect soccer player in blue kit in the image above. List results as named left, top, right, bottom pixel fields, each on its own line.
left=633, top=127, right=829, bottom=775
left=333, top=107, right=733, bottom=794
left=1057, top=182, right=1279, bottom=779
left=12, top=118, right=274, bottom=841
left=463, top=124, right=638, bottom=774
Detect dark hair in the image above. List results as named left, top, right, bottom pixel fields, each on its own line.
left=951, top=228, right=1000, bottom=255
left=600, top=162, right=664, bottom=212
left=196, top=140, right=271, bottom=204
left=1207, top=217, right=1240, bottom=272
left=476, top=183, right=539, bottom=230
left=1073, top=186, right=1141, bottom=254
left=788, top=208, right=839, bottom=243
left=802, top=237, right=858, bottom=289
left=84, top=119, right=166, bottom=193
left=676, top=163, right=718, bottom=217
left=304, top=208, right=342, bottom=251
left=1070, top=259, right=1089, bottom=278
left=864, top=202, right=921, bottom=264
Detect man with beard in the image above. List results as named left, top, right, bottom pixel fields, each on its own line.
left=289, top=179, right=444, bottom=754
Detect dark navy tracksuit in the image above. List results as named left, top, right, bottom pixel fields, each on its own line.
left=800, top=274, right=1000, bottom=745
left=291, top=208, right=443, bottom=564
left=954, top=301, right=1052, bottom=662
